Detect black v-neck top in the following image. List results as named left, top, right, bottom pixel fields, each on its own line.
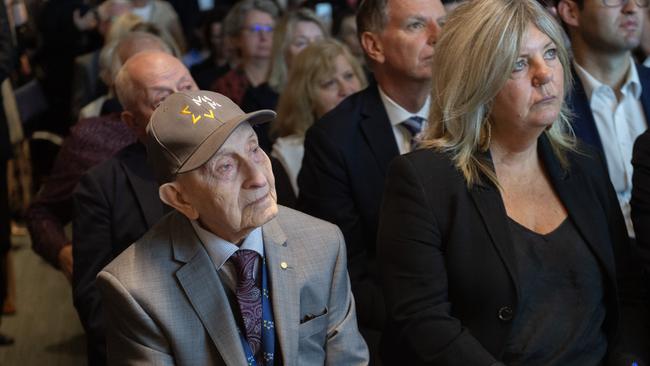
left=502, top=217, right=607, bottom=365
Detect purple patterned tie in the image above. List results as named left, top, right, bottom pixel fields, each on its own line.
left=230, top=249, right=262, bottom=358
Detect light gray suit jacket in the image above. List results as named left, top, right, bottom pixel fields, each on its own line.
left=96, top=205, right=369, bottom=366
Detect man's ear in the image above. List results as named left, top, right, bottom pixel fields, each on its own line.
left=557, top=0, right=580, bottom=28
left=159, top=182, right=199, bottom=220
left=360, top=31, right=385, bottom=65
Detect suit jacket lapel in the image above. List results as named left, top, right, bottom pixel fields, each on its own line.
left=171, top=213, right=247, bottom=366
left=538, top=137, right=616, bottom=280
left=468, top=173, right=520, bottom=294
left=359, top=84, right=400, bottom=175
left=262, top=218, right=298, bottom=366
left=569, top=67, right=605, bottom=154
left=120, top=143, right=164, bottom=228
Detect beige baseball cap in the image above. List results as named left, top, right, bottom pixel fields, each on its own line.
left=146, top=90, right=276, bottom=184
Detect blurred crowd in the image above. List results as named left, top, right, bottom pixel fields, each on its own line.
left=0, top=0, right=648, bottom=365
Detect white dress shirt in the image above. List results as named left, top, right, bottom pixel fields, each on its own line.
left=574, top=60, right=647, bottom=237
left=271, top=134, right=305, bottom=196
left=191, top=221, right=264, bottom=290
left=378, top=86, right=430, bottom=155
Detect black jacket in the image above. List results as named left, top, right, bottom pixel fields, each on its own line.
left=378, top=135, right=642, bottom=365
left=72, top=142, right=165, bottom=366
left=298, top=83, right=398, bottom=332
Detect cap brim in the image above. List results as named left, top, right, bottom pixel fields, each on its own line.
left=177, top=109, right=276, bottom=175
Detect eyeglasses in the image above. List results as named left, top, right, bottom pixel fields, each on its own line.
left=243, top=24, right=274, bottom=35
left=602, top=0, right=649, bottom=7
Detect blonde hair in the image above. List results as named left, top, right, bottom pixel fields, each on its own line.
left=420, top=0, right=575, bottom=187
left=267, top=8, right=327, bottom=93
left=271, top=39, right=367, bottom=138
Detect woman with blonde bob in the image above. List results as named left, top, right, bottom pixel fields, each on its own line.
left=271, top=39, right=366, bottom=198
left=377, top=0, right=642, bottom=364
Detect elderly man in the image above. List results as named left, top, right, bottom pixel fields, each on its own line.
left=27, top=32, right=171, bottom=281
left=96, top=90, right=368, bottom=365
left=72, top=50, right=196, bottom=365
left=297, top=0, right=446, bottom=360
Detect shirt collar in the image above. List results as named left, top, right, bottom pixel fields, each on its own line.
left=574, top=58, right=642, bottom=100
left=378, top=85, right=430, bottom=127
left=190, top=221, right=264, bottom=270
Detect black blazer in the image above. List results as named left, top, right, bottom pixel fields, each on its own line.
left=378, top=135, right=635, bottom=365
left=298, top=83, right=399, bottom=331
left=72, top=142, right=165, bottom=366
left=632, top=129, right=650, bottom=285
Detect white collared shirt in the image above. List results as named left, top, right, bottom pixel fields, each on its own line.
left=574, top=60, right=647, bottom=238
left=191, top=221, right=264, bottom=291
left=378, top=86, right=430, bottom=154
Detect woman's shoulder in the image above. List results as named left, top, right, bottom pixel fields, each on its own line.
left=272, top=135, right=305, bottom=158
left=389, top=148, right=463, bottom=185
left=274, top=135, right=305, bottom=148
left=397, top=147, right=457, bottom=170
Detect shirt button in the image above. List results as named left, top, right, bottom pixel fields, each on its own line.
left=497, top=306, right=514, bottom=322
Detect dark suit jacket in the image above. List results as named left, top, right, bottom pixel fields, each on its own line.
left=378, top=135, right=640, bottom=365
left=72, top=142, right=164, bottom=366
left=568, top=64, right=650, bottom=156
left=298, top=83, right=397, bottom=331
left=633, top=129, right=650, bottom=294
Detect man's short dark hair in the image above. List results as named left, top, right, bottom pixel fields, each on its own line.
left=356, top=0, right=388, bottom=38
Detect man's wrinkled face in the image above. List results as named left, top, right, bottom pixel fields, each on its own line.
left=177, top=123, right=278, bottom=243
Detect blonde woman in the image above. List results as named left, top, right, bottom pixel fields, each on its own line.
left=377, top=0, right=644, bottom=364
left=271, top=39, right=366, bottom=198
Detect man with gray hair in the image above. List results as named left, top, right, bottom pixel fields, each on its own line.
left=26, top=31, right=170, bottom=282
left=72, top=50, right=197, bottom=365
left=96, top=90, right=369, bottom=365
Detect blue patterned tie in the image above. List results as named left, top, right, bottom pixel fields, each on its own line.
left=401, top=116, right=425, bottom=150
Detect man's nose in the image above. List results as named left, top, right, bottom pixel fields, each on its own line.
left=427, top=20, right=443, bottom=46
left=242, top=157, right=268, bottom=189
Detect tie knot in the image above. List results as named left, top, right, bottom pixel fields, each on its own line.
left=230, top=249, right=259, bottom=281
left=401, top=116, right=425, bottom=137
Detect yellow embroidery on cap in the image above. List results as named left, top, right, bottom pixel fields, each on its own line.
left=181, top=98, right=217, bottom=124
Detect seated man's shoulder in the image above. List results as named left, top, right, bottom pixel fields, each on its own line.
left=100, top=212, right=178, bottom=284
left=312, top=87, right=369, bottom=133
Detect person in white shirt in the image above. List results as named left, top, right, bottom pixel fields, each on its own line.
left=558, top=0, right=650, bottom=238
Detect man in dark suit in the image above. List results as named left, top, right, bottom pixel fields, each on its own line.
left=27, top=32, right=171, bottom=281
left=297, top=0, right=446, bottom=360
left=557, top=0, right=650, bottom=239
left=557, top=0, right=650, bottom=356
left=72, top=50, right=198, bottom=366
